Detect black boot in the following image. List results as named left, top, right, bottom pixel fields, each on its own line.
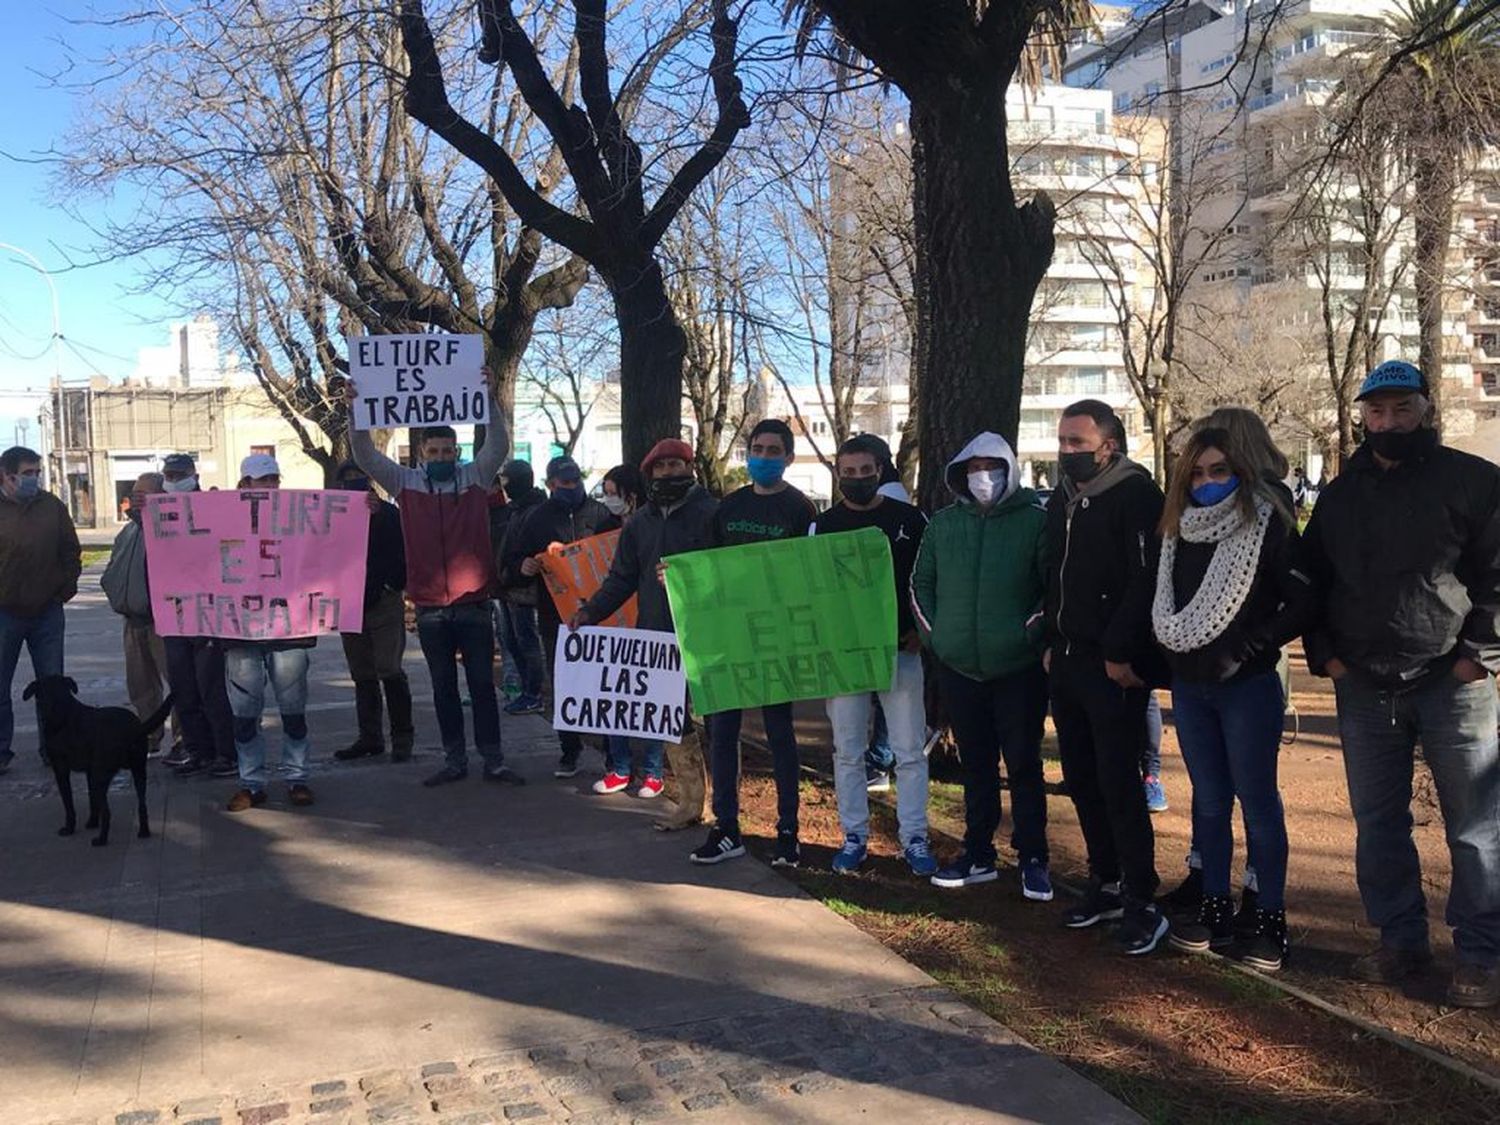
left=1232, top=885, right=1261, bottom=939
left=1169, top=894, right=1235, bottom=953
left=384, top=674, right=415, bottom=761
left=335, top=681, right=385, bottom=761
left=1240, top=908, right=1288, bottom=973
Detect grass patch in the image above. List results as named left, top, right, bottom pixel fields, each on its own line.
left=81, top=548, right=110, bottom=567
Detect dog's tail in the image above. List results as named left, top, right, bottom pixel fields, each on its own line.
left=138, top=694, right=176, bottom=737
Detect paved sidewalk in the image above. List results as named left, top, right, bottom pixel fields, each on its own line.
left=1, top=584, right=1137, bottom=1124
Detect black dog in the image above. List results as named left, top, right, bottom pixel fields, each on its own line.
left=24, top=676, right=173, bottom=847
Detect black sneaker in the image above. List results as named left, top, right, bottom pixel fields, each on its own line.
left=208, top=759, right=240, bottom=779
left=1169, top=894, right=1236, bottom=953
left=689, top=827, right=746, bottom=865
left=1158, top=868, right=1203, bottom=916
left=422, top=765, right=469, bottom=787
left=771, top=831, right=800, bottom=868
left=554, top=753, right=580, bottom=779
left=1240, top=907, right=1288, bottom=973
left=1232, top=885, right=1260, bottom=939
left=1118, top=901, right=1170, bottom=956
left=1062, top=877, right=1124, bottom=929
left=483, top=765, right=526, bottom=785
left=173, top=758, right=209, bottom=777
left=334, top=741, right=384, bottom=761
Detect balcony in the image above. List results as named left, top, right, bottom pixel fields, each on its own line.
left=1248, top=78, right=1337, bottom=119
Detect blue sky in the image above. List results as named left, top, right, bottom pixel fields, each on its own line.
left=0, top=4, right=170, bottom=422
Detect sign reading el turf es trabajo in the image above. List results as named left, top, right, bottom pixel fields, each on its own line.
left=142, top=490, right=371, bottom=640
left=347, top=332, right=488, bottom=430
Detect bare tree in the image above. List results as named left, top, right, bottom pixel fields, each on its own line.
left=398, top=0, right=750, bottom=464
left=519, top=305, right=611, bottom=456
left=60, top=1, right=587, bottom=478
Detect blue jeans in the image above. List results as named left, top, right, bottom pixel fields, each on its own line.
left=1334, top=670, right=1500, bottom=967
left=1171, top=672, right=1288, bottom=910
left=495, top=598, right=544, bottom=699
left=1141, top=691, right=1163, bottom=778
left=0, top=602, right=65, bottom=759
left=830, top=653, right=929, bottom=846
left=710, top=703, right=799, bottom=836
left=606, top=736, right=665, bottom=781
left=225, top=646, right=311, bottom=791
left=416, top=602, right=502, bottom=771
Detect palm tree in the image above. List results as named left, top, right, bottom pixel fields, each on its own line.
left=782, top=1, right=1094, bottom=505
left=1379, top=0, right=1500, bottom=424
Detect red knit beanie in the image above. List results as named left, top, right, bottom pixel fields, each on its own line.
left=640, top=438, right=695, bottom=477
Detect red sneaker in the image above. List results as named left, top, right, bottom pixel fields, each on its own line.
left=592, top=772, right=631, bottom=795
left=637, top=776, right=665, bottom=800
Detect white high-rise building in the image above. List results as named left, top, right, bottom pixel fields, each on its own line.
left=1065, top=0, right=1497, bottom=426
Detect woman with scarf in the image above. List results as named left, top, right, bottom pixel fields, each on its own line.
left=1153, top=426, right=1311, bottom=971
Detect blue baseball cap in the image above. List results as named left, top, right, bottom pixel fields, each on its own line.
left=1355, top=360, right=1429, bottom=402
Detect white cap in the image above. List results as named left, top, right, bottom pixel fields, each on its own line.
left=240, top=453, right=281, bottom=480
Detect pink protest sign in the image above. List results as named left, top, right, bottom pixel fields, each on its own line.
left=142, top=490, right=370, bottom=640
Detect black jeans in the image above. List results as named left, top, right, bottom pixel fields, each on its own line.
left=709, top=704, right=799, bottom=837
left=939, top=662, right=1049, bottom=866
left=163, top=636, right=235, bottom=766
left=538, top=600, right=582, bottom=759
left=1050, top=651, right=1159, bottom=901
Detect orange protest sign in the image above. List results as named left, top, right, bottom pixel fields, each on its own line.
left=537, top=531, right=638, bottom=627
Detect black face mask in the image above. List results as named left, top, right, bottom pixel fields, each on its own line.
left=840, top=477, right=880, bottom=505
left=648, top=474, right=695, bottom=506
left=1059, top=450, right=1105, bottom=485
left=1365, top=426, right=1437, bottom=464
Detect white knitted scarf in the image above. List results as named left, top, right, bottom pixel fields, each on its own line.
left=1152, top=493, right=1272, bottom=653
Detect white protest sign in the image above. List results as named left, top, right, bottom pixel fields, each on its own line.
left=347, top=333, right=488, bottom=431
left=552, top=625, right=687, bottom=741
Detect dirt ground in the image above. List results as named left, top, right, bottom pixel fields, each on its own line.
left=720, top=653, right=1500, bottom=1123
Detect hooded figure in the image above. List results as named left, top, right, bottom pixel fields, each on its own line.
left=912, top=432, right=1046, bottom=682
left=910, top=431, right=1053, bottom=898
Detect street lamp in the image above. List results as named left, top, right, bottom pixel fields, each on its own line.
left=0, top=241, right=64, bottom=492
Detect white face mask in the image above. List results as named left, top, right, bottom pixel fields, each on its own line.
left=601, top=494, right=628, bottom=516
left=162, top=475, right=197, bottom=494
left=967, top=468, right=1006, bottom=505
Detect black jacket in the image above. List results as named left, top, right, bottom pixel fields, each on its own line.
left=1044, top=457, right=1165, bottom=678
left=582, top=485, right=719, bottom=633
left=490, top=486, right=546, bottom=596
left=1160, top=511, right=1313, bottom=684
left=1302, top=441, right=1500, bottom=687
left=363, top=498, right=407, bottom=609
left=502, top=495, right=614, bottom=619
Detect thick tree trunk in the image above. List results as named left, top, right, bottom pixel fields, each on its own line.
left=908, top=82, right=1055, bottom=510
left=1413, top=154, right=1457, bottom=429
left=612, top=259, right=687, bottom=468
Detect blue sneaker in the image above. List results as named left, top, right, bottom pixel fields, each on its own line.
left=1144, top=776, right=1169, bottom=813
left=505, top=695, right=544, bottom=716
left=1020, top=858, right=1054, bottom=902
left=903, top=836, right=938, bottom=878
left=930, top=853, right=999, bottom=889
left=831, top=833, right=867, bottom=874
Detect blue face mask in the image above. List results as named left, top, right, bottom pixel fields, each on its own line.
left=341, top=476, right=371, bottom=492
left=746, top=456, right=786, bottom=487
left=16, top=475, right=41, bottom=500
left=1190, top=475, right=1240, bottom=507
left=550, top=484, right=585, bottom=510
left=425, top=460, right=457, bottom=484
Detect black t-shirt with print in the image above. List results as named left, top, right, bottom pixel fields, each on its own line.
left=814, top=497, right=927, bottom=640
left=712, top=484, right=816, bottom=547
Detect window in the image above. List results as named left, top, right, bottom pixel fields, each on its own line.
left=250, top=444, right=275, bottom=457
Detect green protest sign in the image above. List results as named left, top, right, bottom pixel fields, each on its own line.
left=664, top=527, right=896, bottom=714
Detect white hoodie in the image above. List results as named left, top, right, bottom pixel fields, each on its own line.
left=944, top=431, right=1022, bottom=504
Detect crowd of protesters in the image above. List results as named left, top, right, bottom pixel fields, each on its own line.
left=1, top=357, right=1495, bottom=1011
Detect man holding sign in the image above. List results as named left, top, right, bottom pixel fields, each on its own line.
left=503, top=455, right=611, bottom=780
left=698, top=420, right=816, bottom=868
left=573, top=439, right=718, bottom=830
left=220, top=455, right=319, bottom=812
left=344, top=363, right=519, bottom=789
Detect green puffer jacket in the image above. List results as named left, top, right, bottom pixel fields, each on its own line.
left=911, top=432, right=1048, bottom=681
